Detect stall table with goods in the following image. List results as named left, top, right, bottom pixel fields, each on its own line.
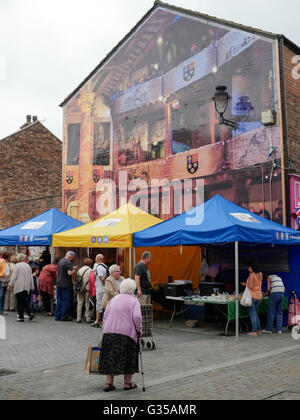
left=166, top=294, right=289, bottom=335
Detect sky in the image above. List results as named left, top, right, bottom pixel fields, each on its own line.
left=0, top=0, right=299, bottom=141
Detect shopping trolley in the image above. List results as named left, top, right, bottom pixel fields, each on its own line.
left=140, top=304, right=156, bottom=350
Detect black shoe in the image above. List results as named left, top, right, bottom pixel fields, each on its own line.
left=55, top=318, right=61, bottom=321
left=16, top=318, right=24, bottom=322
left=91, top=323, right=100, bottom=328
left=61, top=316, right=73, bottom=322
left=76, top=320, right=82, bottom=324
left=29, top=313, right=34, bottom=321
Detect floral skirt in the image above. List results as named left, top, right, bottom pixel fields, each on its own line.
left=98, top=333, right=139, bottom=375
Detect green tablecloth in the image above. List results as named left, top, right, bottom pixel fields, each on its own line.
left=227, top=296, right=289, bottom=321
left=184, top=297, right=289, bottom=321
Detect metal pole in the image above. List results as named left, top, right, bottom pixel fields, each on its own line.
left=133, top=247, right=136, bottom=268
left=129, top=247, right=132, bottom=278
left=235, top=241, right=239, bottom=341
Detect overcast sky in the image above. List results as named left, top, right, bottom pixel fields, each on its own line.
left=0, top=0, right=299, bottom=140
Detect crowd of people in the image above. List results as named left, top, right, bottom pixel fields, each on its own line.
left=0, top=249, right=153, bottom=392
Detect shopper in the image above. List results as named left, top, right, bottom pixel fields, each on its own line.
left=91, top=254, right=109, bottom=328
left=38, top=257, right=59, bottom=316
left=0, top=252, right=11, bottom=315
left=8, top=253, right=34, bottom=322
left=4, top=255, right=17, bottom=311
left=263, top=274, right=285, bottom=334
left=55, top=251, right=77, bottom=322
left=76, top=258, right=93, bottom=323
left=89, top=268, right=97, bottom=322
left=134, top=251, right=152, bottom=305
left=99, top=278, right=142, bottom=392
left=101, top=265, right=125, bottom=311
left=242, top=261, right=263, bottom=336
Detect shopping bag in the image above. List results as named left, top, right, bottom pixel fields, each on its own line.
left=240, top=287, right=252, bottom=307
left=84, top=341, right=103, bottom=375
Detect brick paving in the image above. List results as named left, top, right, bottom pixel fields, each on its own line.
left=0, top=311, right=300, bottom=400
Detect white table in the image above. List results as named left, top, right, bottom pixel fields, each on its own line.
left=165, top=296, right=204, bottom=328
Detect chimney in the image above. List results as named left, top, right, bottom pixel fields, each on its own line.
left=20, top=115, right=32, bottom=129
left=32, top=116, right=38, bottom=122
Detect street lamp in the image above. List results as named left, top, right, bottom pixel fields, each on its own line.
left=213, top=86, right=238, bottom=129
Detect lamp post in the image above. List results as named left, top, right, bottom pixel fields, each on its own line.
left=213, top=86, right=238, bottom=130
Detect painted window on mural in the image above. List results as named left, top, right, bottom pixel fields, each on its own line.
left=93, top=122, right=110, bottom=166
left=67, top=124, right=80, bottom=165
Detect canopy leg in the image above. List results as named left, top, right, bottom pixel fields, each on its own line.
left=235, top=241, right=239, bottom=341
left=129, top=247, right=132, bottom=279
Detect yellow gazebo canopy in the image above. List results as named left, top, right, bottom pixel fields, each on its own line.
left=52, top=203, right=162, bottom=248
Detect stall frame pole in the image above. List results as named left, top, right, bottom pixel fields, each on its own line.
left=129, top=247, right=132, bottom=278
left=133, top=247, right=136, bottom=270
left=235, top=241, right=239, bottom=341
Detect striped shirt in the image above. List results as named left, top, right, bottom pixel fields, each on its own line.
left=269, top=275, right=285, bottom=294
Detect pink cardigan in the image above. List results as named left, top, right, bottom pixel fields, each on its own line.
left=102, top=294, right=142, bottom=342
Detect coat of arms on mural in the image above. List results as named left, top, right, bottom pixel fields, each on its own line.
left=183, top=62, right=195, bottom=82
left=187, top=154, right=199, bottom=175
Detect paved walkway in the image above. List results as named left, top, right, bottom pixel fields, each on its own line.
left=0, top=312, right=300, bottom=400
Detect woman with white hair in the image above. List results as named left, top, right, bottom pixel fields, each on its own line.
left=98, top=278, right=142, bottom=392
left=8, top=253, right=34, bottom=322
left=101, top=265, right=125, bottom=311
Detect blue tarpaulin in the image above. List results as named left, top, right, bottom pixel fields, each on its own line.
left=0, top=208, right=83, bottom=246
left=133, top=195, right=300, bottom=247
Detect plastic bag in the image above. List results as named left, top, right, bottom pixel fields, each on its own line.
left=240, top=287, right=252, bottom=307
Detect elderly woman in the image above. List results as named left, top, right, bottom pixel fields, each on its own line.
left=8, top=253, right=34, bottom=322
left=4, top=255, right=17, bottom=311
left=99, top=278, right=142, bottom=392
left=38, top=256, right=60, bottom=316
left=101, top=265, right=125, bottom=311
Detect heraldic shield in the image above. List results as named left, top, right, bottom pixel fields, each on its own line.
left=183, top=62, right=195, bottom=82
left=187, top=154, right=199, bottom=175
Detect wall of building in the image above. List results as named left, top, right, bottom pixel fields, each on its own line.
left=0, top=121, right=62, bottom=229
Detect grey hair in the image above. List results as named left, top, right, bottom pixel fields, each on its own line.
left=17, top=253, right=27, bottom=262
left=66, top=251, right=75, bottom=258
left=120, top=278, right=137, bottom=295
left=109, top=264, right=120, bottom=275
left=95, top=254, right=104, bottom=262
left=142, top=251, right=151, bottom=260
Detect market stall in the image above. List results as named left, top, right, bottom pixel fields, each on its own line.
left=133, top=195, right=300, bottom=338
left=0, top=208, right=83, bottom=247
left=52, top=203, right=162, bottom=276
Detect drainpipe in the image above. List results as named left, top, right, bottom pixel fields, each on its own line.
left=278, top=35, right=290, bottom=226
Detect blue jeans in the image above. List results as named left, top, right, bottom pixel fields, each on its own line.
left=249, top=299, right=261, bottom=332
left=267, top=292, right=284, bottom=332
left=55, top=287, right=71, bottom=320
left=0, top=284, right=7, bottom=312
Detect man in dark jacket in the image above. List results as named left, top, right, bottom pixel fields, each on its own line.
left=55, top=251, right=77, bottom=321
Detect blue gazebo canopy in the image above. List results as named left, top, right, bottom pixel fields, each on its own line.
left=133, top=195, right=300, bottom=247
left=0, top=208, right=83, bottom=246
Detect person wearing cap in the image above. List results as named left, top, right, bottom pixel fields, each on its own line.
left=55, top=251, right=77, bottom=321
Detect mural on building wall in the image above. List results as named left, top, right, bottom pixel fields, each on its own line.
left=63, top=6, right=283, bottom=224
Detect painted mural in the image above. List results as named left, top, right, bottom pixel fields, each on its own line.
left=63, top=6, right=283, bottom=224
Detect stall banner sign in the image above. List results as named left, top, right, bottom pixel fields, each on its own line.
left=230, top=213, right=260, bottom=223
left=21, top=221, right=47, bottom=230
left=94, top=219, right=122, bottom=228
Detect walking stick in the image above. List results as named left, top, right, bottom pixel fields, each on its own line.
left=139, top=337, right=146, bottom=392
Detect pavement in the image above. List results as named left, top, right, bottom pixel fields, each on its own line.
left=0, top=311, right=300, bottom=400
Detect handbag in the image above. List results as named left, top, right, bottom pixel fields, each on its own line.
left=240, top=287, right=252, bottom=307
left=84, top=340, right=104, bottom=375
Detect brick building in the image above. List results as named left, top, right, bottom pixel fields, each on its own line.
left=0, top=116, right=62, bottom=230
left=60, top=0, right=300, bottom=230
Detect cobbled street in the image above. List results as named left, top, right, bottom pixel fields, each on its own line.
left=1, top=312, right=300, bottom=400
